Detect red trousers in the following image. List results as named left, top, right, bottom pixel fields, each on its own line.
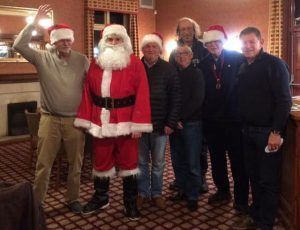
left=92, top=136, right=138, bottom=172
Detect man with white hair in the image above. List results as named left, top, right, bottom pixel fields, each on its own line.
left=74, top=24, right=152, bottom=220
left=13, top=5, right=89, bottom=213
left=199, top=25, right=249, bottom=213
left=169, top=17, right=208, bottom=68
left=137, top=33, right=181, bottom=210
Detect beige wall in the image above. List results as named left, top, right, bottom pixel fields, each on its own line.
left=138, top=8, right=156, bottom=56
left=156, top=0, right=269, bottom=53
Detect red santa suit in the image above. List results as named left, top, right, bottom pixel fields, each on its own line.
left=74, top=55, right=152, bottom=177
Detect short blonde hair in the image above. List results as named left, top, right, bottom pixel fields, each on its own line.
left=175, top=44, right=193, bottom=55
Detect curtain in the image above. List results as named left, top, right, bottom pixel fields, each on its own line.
left=268, top=0, right=284, bottom=58
left=85, top=7, right=95, bottom=61
left=129, top=14, right=139, bottom=57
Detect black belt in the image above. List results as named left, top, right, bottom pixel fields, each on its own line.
left=92, top=94, right=135, bottom=110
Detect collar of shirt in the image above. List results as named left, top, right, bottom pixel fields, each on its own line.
left=142, top=58, right=159, bottom=68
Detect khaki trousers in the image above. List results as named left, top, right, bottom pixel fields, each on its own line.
left=33, top=114, right=85, bottom=204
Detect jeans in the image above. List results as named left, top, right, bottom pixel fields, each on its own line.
left=242, top=126, right=282, bottom=230
left=138, top=132, right=167, bottom=198
left=170, top=121, right=202, bottom=200
left=204, top=121, right=249, bottom=206
left=201, top=138, right=208, bottom=174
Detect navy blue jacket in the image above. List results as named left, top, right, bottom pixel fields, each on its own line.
left=199, top=49, right=243, bottom=122
left=142, top=57, right=181, bottom=133
left=177, top=64, right=205, bottom=122
left=237, top=49, right=292, bottom=132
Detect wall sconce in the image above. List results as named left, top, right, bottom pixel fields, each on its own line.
left=26, top=15, right=52, bottom=29
left=165, top=39, right=177, bottom=59
left=223, top=33, right=242, bottom=53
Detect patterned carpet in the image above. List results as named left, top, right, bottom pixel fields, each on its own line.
left=0, top=141, right=284, bottom=230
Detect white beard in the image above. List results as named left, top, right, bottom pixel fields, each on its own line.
left=97, top=45, right=131, bottom=70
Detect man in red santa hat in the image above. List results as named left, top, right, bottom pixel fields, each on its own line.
left=74, top=24, right=152, bottom=220
left=199, top=25, right=249, bottom=213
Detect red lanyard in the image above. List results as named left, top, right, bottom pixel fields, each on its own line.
left=211, top=55, right=224, bottom=90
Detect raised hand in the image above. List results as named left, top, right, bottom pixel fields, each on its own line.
left=33, top=4, right=52, bottom=26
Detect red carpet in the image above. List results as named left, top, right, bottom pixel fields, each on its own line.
left=0, top=141, right=284, bottom=229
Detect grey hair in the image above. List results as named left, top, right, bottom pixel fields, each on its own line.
left=176, top=17, right=202, bottom=39
left=175, top=44, right=193, bottom=55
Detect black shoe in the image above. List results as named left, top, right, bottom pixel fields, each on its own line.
left=208, top=191, right=231, bottom=204
left=169, top=192, right=185, bottom=202
left=233, top=203, right=250, bottom=215
left=67, top=201, right=82, bottom=214
left=82, top=197, right=109, bottom=215
left=169, top=180, right=179, bottom=191
left=123, top=175, right=140, bottom=221
left=187, top=200, right=198, bottom=212
left=199, top=184, right=209, bottom=194
left=124, top=201, right=140, bottom=221
left=200, top=175, right=209, bottom=193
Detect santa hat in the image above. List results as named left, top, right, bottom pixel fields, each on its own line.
left=102, top=24, right=130, bottom=45
left=99, top=24, right=133, bottom=54
left=48, top=24, right=74, bottom=45
left=140, top=32, right=163, bottom=50
left=203, top=24, right=227, bottom=44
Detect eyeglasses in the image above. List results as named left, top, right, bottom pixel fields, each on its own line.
left=205, top=40, right=222, bottom=46
left=175, top=51, right=190, bottom=57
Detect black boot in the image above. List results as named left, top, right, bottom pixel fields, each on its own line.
left=82, top=177, right=110, bottom=215
left=123, top=175, right=140, bottom=221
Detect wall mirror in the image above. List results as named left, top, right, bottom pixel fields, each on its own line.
left=0, top=5, right=53, bottom=62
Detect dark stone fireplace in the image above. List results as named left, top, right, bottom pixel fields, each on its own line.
left=7, top=101, right=37, bottom=136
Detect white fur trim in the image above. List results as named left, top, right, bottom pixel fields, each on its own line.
left=100, top=69, right=112, bottom=130
left=203, top=30, right=226, bottom=44
left=50, top=28, right=74, bottom=44
left=100, top=109, right=110, bottom=125
left=131, top=123, right=153, bottom=133
left=141, top=34, right=163, bottom=51
left=101, top=24, right=133, bottom=54
left=103, top=25, right=127, bottom=41
left=86, top=122, right=152, bottom=138
left=74, top=118, right=91, bottom=129
left=101, top=70, right=112, bottom=97
left=93, top=167, right=116, bottom=178
left=118, top=168, right=139, bottom=177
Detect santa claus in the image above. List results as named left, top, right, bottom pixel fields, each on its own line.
left=74, top=24, right=152, bottom=220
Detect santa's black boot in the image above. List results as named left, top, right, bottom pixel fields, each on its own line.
left=82, top=177, right=110, bottom=215
left=123, top=175, right=140, bottom=221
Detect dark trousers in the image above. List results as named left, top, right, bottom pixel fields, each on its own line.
left=242, top=126, right=282, bottom=230
left=170, top=121, right=202, bottom=200
left=204, top=121, right=249, bottom=205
